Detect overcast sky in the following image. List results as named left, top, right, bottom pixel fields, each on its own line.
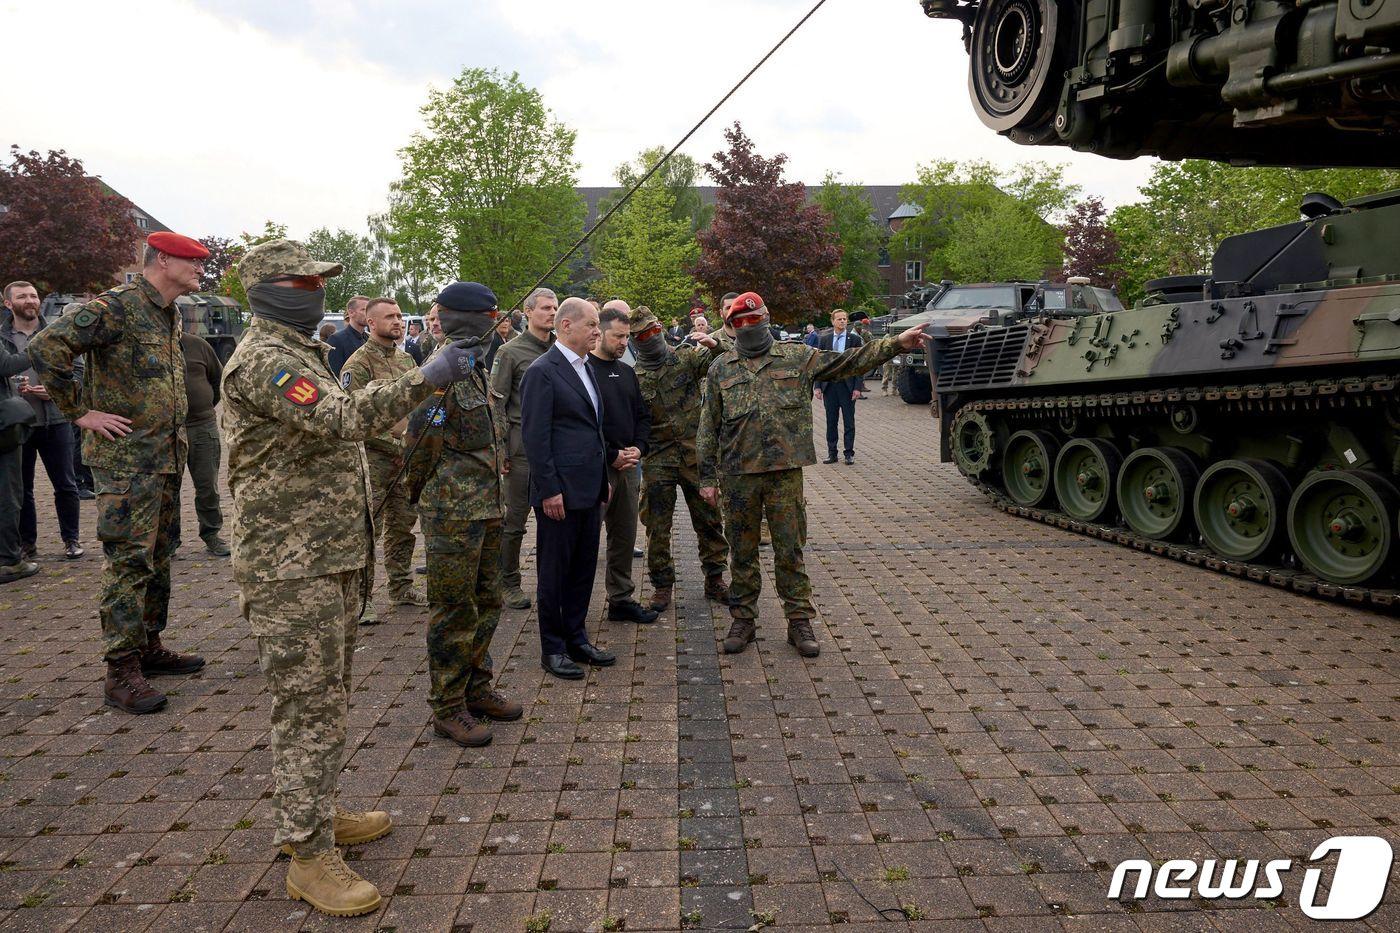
left=4, top=0, right=1157, bottom=240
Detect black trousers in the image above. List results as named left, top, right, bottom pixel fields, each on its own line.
left=534, top=504, right=602, bottom=658
left=824, top=385, right=856, bottom=458
left=21, top=423, right=80, bottom=546
left=71, top=422, right=92, bottom=492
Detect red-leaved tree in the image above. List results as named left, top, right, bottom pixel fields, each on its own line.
left=198, top=236, right=244, bottom=294
left=0, top=146, right=137, bottom=293
left=1061, top=196, right=1122, bottom=289
left=693, top=123, right=848, bottom=324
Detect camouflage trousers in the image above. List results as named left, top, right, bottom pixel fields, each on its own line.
left=424, top=517, right=502, bottom=718
left=241, top=568, right=363, bottom=856
left=720, top=468, right=814, bottom=621
left=366, top=447, right=418, bottom=597
left=640, top=458, right=727, bottom=587
left=500, top=426, right=531, bottom=591
left=92, top=469, right=180, bottom=662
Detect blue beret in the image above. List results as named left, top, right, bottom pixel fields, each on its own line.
left=436, top=281, right=497, bottom=313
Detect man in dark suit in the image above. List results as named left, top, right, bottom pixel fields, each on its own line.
left=520, top=297, right=615, bottom=680
left=325, top=295, right=370, bottom=376
left=813, top=310, right=866, bottom=465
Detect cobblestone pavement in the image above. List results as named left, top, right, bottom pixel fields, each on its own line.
left=1, top=395, right=1397, bottom=932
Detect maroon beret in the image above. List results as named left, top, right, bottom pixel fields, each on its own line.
left=724, top=291, right=765, bottom=320
left=147, top=232, right=210, bottom=260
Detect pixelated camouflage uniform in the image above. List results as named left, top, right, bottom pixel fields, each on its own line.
left=27, top=277, right=187, bottom=662
left=221, top=310, right=434, bottom=856
left=405, top=346, right=507, bottom=718
left=636, top=344, right=728, bottom=588
left=698, top=337, right=901, bottom=622
left=341, top=338, right=419, bottom=600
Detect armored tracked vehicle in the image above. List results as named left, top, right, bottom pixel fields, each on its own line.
left=934, top=189, right=1400, bottom=604
left=175, top=294, right=245, bottom=363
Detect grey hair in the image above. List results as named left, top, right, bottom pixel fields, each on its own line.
left=143, top=245, right=160, bottom=267
left=524, top=287, right=557, bottom=311
left=556, top=296, right=593, bottom=325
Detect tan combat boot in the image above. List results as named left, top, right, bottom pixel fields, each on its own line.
left=279, top=807, right=392, bottom=855
left=504, top=587, right=532, bottom=610
left=704, top=575, right=730, bottom=603
left=648, top=585, right=672, bottom=612
left=787, top=618, right=819, bottom=658
left=433, top=709, right=493, bottom=747
left=104, top=655, right=168, bottom=714
left=722, top=617, right=756, bottom=654
left=467, top=689, right=523, bottom=722
left=285, top=848, right=381, bottom=917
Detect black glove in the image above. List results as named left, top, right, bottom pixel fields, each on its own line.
left=419, top=337, right=482, bottom=387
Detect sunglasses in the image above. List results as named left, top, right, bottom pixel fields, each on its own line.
left=729, top=312, right=766, bottom=328
left=638, top=323, right=663, bottom=341
left=269, top=274, right=326, bottom=291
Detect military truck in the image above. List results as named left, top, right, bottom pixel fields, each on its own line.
left=175, top=294, right=246, bottom=363
left=885, top=280, right=1123, bottom=404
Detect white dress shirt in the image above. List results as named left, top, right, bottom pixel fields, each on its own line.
left=556, top=342, right=600, bottom=415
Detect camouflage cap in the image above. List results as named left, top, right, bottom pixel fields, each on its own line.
left=237, top=239, right=344, bottom=292
left=629, top=305, right=662, bottom=336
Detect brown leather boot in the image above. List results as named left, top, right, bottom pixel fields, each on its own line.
left=104, top=655, right=168, bottom=714
left=467, top=689, right=523, bottom=722
left=704, top=575, right=730, bottom=603
left=433, top=709, right=493, bottom=747
left=648, top=585, right=672, bottom=612
left=140, top=635, right=206, bottom=676
left=285, top=848, right=381, bottom=917
left=279, top=807, right=392, bottom=855
left=722, top=617, right=756, bottom=654
left=787, top=618, right=819, bottom=657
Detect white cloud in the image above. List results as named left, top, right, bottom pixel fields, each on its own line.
left=1, top=0, right=1157, bottom=241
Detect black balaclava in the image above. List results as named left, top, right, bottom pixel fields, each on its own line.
left=247, top=283, right=325, bottom=337
left=734, top=314, right=774, bottom=358
left=634, top=332, right=670, bottom=370
left=438, top=308, right=495, bottom=342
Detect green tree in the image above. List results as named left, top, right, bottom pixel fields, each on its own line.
left=303, top=227, right=385, bottom=312
left=812, top=172, right=885, bottom=315
left=596, top=146, right=711, bottom=235
left=895, top=160, right=1075, bottom=283
left=382, top=67, right=585, bottom=304
left=593, top=179, right=699, bottom=316
left=218, top=221, right=288, bottom=305
left=944, top=199, right=1061, bottom=282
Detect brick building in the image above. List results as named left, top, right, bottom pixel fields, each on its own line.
left=99, top=182, right=171, bottom=285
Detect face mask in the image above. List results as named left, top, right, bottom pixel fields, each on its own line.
left=247, top=283, right=325, bottom=337
left=634, top=332, right=670, bottom=369
left=438, top=309, right=497, bottom=342
left=734, top=320, right=773, bottom=358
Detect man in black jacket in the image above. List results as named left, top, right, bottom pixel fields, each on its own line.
left=813, top=310, right=865, bottom=464
left=520, top=298, right=615, bottom=680
left=590, top=301, right=655, bottom=624
left=325, top=295, right=370, bottom=376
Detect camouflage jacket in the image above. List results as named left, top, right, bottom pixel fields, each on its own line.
left=489, top=328, right=554, bottom=428
left=405, top=351, right=506, bottom=525
left=219, top=317, right=435, bottom=584
left=636, top=344, right=720, bottom=467
left=27, top=276, right=188, bottom=473
left=698, top=337, right=901, bottom=483
left=340, top=337, right=417, bottom=454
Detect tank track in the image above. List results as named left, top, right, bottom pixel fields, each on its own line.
left=951, top=372, right=1400, bottom=610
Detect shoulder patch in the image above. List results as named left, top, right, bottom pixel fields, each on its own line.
left=340, top=371, right=353, bottom=390
left=72, top=307, right=100, bottom=328
left=275, top=368, right=320, bottom=407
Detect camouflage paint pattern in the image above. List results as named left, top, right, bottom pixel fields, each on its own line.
left=92, top=469, right=180, bottom=661
left=423, top=519, right=502, bottom=716
left=721, top=468, right=813, bottom=621
left=219, top=317, right=434, bottom=584
left=242, top=568, right=363, bottom=856
left=236, top=238, right=343, bottom=292
left=27, top=276, right=188, bottom=473
left=340, top=339, right=418, bottom=452
left=698, top=337, right=901, bottom=484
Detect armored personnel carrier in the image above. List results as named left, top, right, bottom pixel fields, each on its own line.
left=174, top=294, right=245, bottom=363
left=934, top=189, right=1400, bottom=603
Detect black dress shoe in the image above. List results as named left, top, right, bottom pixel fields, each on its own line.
left=542, top=654, right=585, bottom=680
left=567, top=643, right=616, bottom=667
left=607, top=599, right=658, bottom=624
left=822, top=455, right=838, bottom=464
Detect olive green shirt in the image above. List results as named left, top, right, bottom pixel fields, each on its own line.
left=489, top=328, right=554, bottom=428
left=340, top=337, right=418, bottom=454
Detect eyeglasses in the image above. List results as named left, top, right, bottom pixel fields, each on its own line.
left=268, top=275, right=325, bottom=291
left=638, top=324, right=663, bottom=341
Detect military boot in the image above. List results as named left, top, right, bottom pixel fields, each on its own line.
left=0, top=561, right=39, bottom=584
left=390, top=584, right=427, bottom=607
left=104, top=655, right=168, bottom=714
left=467, top=689, right=523, bottom=722
left=279, top=807, right=392, bottom=855
left=787, top=618, right=819, bottom=658
left=504, top=587, right=532, bottom=610
left=722, top=617, right=757, bottom=654
left=648, top=585, right=672, bottom=612
left=704, top=575, right=730, bottom=603
left=140, top=635, right=206, bottom=676
left=433, top=709, right=493, bottom=747
left=285, top=848, right=382, bottom=917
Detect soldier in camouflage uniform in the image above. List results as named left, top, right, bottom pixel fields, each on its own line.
left=221, top=239, right=477, bottom=917
left=405, top=282, right=521, bottom=749
left=629, top=306, right=729, bottom=611
left=698, top=292, right=928, bottom=657
left=27, top=232, right=210, bottom=715
left=340, top=297, right=425, bottom=617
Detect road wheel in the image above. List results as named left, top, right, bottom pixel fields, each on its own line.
left=1053, top=438, right=1122, bottom=522
left=1194, top=459, right=1291, bottom=562
left=1002, top=430, right=1059, bottom=507
left=1116, top=447, right=1200, bottom=541
left=1287, top=470, right=1399, bottom=585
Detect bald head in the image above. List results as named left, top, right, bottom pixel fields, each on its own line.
left=603, top=298, right=631, bottom=316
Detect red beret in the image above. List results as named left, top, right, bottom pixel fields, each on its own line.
left=725, top=291, right=765, bottom=320
left=147, top=232, right=210, bottom=260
